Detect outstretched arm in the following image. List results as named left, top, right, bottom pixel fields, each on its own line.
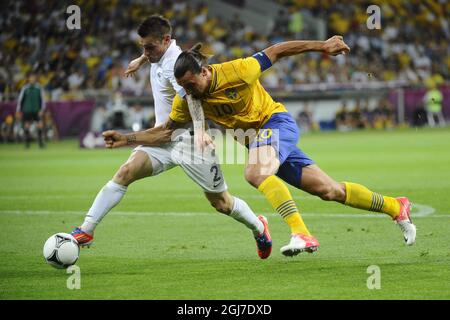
left=102, top=119, right=182, bottom=148
left=263, top=35, right=350, bottom=64
left=124, top=53, right=149, bottom=77
left=186, top=95, right=214, bottom=151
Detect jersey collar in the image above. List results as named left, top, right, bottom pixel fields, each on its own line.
left=157, top=39, right=177, bottom=65
left=208, top=65, right=218, bottom=94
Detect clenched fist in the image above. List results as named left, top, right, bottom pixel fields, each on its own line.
left=103, top=130, right=128, bottom=148
left=322, top=36, right=350, bottom=56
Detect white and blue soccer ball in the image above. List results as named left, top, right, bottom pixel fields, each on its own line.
left=43, top=233, right=79, bottom=269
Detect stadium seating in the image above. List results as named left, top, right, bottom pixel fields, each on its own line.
left=0, top=0, right=448, bottom=102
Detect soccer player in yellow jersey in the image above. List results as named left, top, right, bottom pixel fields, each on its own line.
left=105, top=36, right=416, bottom=256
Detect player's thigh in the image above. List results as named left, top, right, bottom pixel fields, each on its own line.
left=174, top=134, right=228, bottom=194
left=245, top=145, right=280, bottom=186
left=246, top=112, right=299, bottom=185
left=275, top=146, right=314, bottom=188
left=179, top=159, right=228, bottom=194
left=300, top=164, right=344, bottom=200
left=127, top=150, right=154, bottom=178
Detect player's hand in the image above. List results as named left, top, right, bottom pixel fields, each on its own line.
left=124, top=55, right=148, bottom=77
left=15, top=112, right=22, bottom=120
left=322, top=36, right=350, bottom=56
left=195, top=131, right=215, bottom=152
left=102, top=130, right=127, bottom=148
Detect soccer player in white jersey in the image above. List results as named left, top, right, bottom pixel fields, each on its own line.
left=71, top=15, right=272, bottom=259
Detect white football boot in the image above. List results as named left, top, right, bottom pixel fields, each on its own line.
left=395, top=197, right=416, bottom=246
left=280, top=234, right=320, bottom=257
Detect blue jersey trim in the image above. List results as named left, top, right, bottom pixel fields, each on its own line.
left=178, top=88, right=186, bottom=98
left=252, top=51, right=273, bottom=72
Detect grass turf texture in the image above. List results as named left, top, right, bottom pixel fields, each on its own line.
left=0, top=128, right=449, bottom=299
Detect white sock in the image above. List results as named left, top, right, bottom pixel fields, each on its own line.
left=229, top=197, right=264, bottom=236
left=81, top=180, right=127, bottom=234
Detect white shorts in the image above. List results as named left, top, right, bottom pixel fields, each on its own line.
left=133, top=131, right=227, bottom=193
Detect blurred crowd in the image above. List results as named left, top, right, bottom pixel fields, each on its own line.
left=294, top=97, right=398, bottom=133
left=272, top=0, right=449, bottom=88
left=333, top=98, right=397, bottom=131
left=90, top=92, right=155, bottom=133
left=1, top=0, right=448, bottom=102
left=1, top=0, right=448, bottom=144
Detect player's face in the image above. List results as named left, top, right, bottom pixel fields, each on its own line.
left=176, top=68, right=209, bottom=99
left=140, top=34, right=170, bottom=63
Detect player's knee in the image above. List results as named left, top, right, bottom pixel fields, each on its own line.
left=244, top=166, right=266, bottom=188
left=114, top=163, right=136, bottom=185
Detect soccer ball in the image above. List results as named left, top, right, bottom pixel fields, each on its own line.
left=43, top=233, right=80, bottom=269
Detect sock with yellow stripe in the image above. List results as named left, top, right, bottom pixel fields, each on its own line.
left=343, top=182, right=400, bottom=219
left=258, top=175, right=310, bottom=235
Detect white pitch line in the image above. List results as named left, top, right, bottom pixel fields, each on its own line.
left=0, top=205, right=446, bottom=219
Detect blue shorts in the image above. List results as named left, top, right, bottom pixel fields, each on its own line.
left=249, top=112, right=314, bottom=188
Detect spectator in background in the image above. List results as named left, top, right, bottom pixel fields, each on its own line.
left=0, top=76, right=9, bottom=102
left=288, top=6, right=303, bottom=38
left=1, top=114, right=15, bottom=143
left=2, top=0, right=449, bottom=100
left=349, top=102, right=365, bottom=129
left=43, top=110, right=58, bottom=141
left=106, top=91, right=130, bottom=129
left=412, top=104, right=428, bottom=127
left=90, top=105, right=109, bottom=133
left=129, top=103, right=150, bottom=132
left=373, top=97, right=396, bottom=130
left=16, top=73, right=46, bottom=148
left=67, top=69, right=85, bottom=90
left=121, top=71, right=147, bottom=96
left=335, top=101, right=351, bottom=131
left=274, top=9, right=290, bottom=37
left=296, top=103, right=317, bottom=132
left=424, top=81, right=445, bottom=127
left=361, top=104, right=373, bottom=129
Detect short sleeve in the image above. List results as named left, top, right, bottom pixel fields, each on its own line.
left=230, top=57, right=263, bottom=85
left=169, top=94, right=191, bottom=123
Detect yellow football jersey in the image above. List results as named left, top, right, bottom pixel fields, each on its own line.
left=169, top=57, right=287, bottom=130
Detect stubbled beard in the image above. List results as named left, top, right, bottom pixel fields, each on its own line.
left=192, top=91, right=204, bottom=99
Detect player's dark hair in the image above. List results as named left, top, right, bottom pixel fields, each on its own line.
left=137, top=15, right=172, bottom=39
left=174, top=43, right=209, bottom=78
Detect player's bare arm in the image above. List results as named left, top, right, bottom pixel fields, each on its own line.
left=263, top=35, right=350, bottom=64
left=186, top=94, right=214, bottom=151
left=102, top=121, right=178, bottom=149
left=124, top=53, right=149, bottom=77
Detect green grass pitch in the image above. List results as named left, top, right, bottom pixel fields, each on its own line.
left=0, top=128, right=449, bottom=299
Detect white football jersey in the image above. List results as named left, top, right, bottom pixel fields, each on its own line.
left=150, top=39, right=185, bottom=126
